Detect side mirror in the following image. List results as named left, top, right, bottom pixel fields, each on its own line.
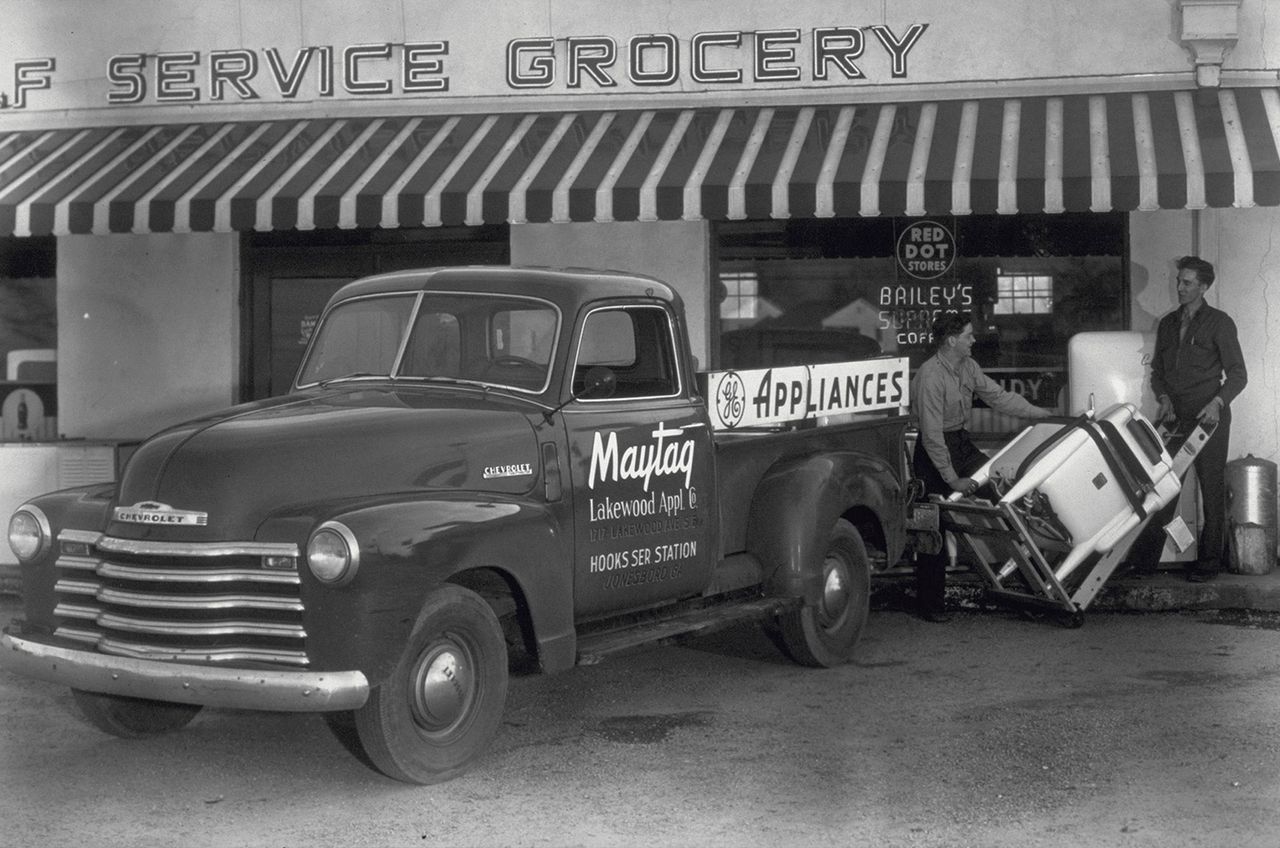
left=541, top=366, right=618, bottom=425
left=579, top=366, right=617, bottom=400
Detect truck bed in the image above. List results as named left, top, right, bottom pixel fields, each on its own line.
left=712, top=414, right=910, bottom=559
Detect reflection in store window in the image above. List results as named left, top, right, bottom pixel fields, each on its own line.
left=0, top=237, right=57, bottom=442
left=719, top=271, right=759, bottom=320
left=995, top=272, right=1054, bottom=315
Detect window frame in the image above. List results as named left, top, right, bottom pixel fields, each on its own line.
left=570, top=303, right=684, bottom=404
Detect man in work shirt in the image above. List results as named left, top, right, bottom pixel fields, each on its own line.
left=911, top=312, right=1052, bottom=622
left=1151, top=255, right=1247, bottom=583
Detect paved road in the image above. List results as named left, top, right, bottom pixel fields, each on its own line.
left=2, top=593, right=1279, bottom=848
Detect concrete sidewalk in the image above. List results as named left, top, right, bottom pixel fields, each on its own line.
left=872, top=562, right=1280, bottom=616
left=1086, top=567, right=1280, bottom=612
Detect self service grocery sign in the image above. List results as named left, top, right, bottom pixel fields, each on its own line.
left=704, top=358, right=910, bottom=430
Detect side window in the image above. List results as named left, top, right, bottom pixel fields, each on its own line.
left=575, top=306, right=679, bottom=399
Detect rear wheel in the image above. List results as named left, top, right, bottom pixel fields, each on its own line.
left=71, top=689, right=202, bottom=738
left=775, top=518, right=871, bottom=668
left=352, top=585, right=508, bottom=784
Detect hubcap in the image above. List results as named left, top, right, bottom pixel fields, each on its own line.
left=818, top=554, right=851, bottom=630
left=409, top=637, right=475, bottom=736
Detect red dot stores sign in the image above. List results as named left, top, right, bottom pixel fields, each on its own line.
left=3, top=24, right=929, bottom=109
left=895, top=219, right=956, bottom=280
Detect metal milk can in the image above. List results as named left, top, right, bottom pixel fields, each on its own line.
left=1226, top=455, right=1278, bottom=575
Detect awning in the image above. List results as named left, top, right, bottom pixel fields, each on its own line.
left=2, top=86, right=1279, bottom=237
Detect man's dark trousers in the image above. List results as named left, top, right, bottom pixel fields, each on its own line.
left=912, top=430, right=989, bottom=614
left=1181, top=407, right=1231, bottom=574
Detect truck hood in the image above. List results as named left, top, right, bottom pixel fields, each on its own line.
left=110, top=386, right=543, bottom=541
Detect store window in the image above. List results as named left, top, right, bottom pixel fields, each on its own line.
left=0, top=237, right=57, bottom=441
left=994, top=272, right=1054, bottom=315
left=716, top=214, right=1127, bottom=436
left=244, top=226, right=509, bottom=399
left=719, top=271, right=760, bottom=321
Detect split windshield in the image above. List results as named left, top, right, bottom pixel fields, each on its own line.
left=296, top=292, right=559, bottom=393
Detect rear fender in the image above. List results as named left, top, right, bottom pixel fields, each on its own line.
left=297, top=496, right=574, bottom=684
left=746, top=451, right=901, bottom=604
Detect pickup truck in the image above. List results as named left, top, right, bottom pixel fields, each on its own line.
left=3, top=266, right=912, bottom=784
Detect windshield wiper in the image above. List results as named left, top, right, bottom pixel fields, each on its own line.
left=318, top=372, right=382, bottom=387
left=414, top=376, right=490, bottom=389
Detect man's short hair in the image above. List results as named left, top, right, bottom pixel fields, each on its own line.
left=1176, top=255, right=1216, bottom=288
left=931, top=312, right=971, bottom=349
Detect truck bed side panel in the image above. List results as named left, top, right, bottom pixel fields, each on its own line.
left=713, top=416, right=909, bottom=560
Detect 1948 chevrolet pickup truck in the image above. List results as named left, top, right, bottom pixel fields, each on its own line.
left=3, top=266, right=913, bottom=784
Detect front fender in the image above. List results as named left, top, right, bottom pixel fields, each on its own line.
left=296, top=494, right=572, bottom=686
left=746, top=451, right=901, bottom=605
left=10, top=483, right=115, bottom=631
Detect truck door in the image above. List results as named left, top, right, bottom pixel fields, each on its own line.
left=563, top=303, right=715, bottom=620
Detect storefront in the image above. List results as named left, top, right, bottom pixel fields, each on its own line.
left=1, top=0, right=1278, bottom=459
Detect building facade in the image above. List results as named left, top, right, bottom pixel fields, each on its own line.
left=1, top=1, right=1277, bottom=494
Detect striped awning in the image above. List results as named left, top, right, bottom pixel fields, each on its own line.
left=2, top=86, right=1279, bottom=237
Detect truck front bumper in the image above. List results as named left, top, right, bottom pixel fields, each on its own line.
left=1, top=628, right=369, bottom=712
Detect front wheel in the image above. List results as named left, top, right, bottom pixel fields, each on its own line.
left=71, top=689, right=202, bottom=738
left=775, top=518, right=871, bottom=668
left=352, top=585, right=509, bottom=784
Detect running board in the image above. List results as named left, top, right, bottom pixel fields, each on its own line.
left=575, top=596, right=800, bottom=665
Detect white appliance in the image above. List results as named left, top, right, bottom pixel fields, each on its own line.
left=1067, top=331, right=1197, bottom=564
left=1067, top=331, right=1159, bottom=417
left=938, top=403, right=1211, bottom=617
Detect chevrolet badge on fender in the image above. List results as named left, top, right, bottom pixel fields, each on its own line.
left=113, top=501, right=209, bottom=526
left=483, top=463, right=533, bottom=479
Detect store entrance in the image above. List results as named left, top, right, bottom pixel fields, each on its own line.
left=242, top=227, right=509, bottom=399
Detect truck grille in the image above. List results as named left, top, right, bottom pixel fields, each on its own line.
left=51, top=529, right=308, bottom=667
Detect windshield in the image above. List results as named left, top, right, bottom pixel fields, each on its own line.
left=297, top=292, right=559, bottom=394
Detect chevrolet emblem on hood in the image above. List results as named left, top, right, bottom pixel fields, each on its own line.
left=113, top=501, right=209, bottom=526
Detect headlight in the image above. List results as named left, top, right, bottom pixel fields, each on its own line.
left=306, top=521, right=360, bottom=585
left=8, top=507, right=51, bottom=562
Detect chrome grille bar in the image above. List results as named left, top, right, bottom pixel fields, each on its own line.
left=95, top=561, right=300, bottom=585
left=96, top=535, right=300, bottom=558
left=53, top=603, right=305, bottom=638
left=97, top=612, right=304, bottom=639
left=53, top=580, right=303, bottom=612
left=54, top=626, right=310, bottom=666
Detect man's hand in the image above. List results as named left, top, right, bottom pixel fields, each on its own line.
left=951, top=477, right=979, bottom=496
left=1156, top=394, right=1174, bottom=424
left=1197, top=396, right=1224, bottom=427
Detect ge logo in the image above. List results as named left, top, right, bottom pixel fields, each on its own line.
left=716, top=372, right=746, bottom=428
